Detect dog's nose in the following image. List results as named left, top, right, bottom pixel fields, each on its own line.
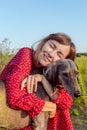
left=74, top=91, right=81, bottom=97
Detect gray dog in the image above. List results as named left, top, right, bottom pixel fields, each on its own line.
left=44, top=59, right=81, bottom=98
left=31, top=59, right=81, bottom=130
left=0, top=59, right=81, bottom=130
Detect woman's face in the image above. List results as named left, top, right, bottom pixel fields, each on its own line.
left=38, top=39, right=70, bottom=67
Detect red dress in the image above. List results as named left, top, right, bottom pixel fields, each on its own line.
left=0, top=47, right=74, bottom=130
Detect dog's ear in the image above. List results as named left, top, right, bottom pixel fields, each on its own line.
left=75, top=63, right=79, bottom=71
left=43, top=63, right=58, bottom=86
left=43, top=65, right=54, bottom=82
left=43, top=61, right=63, bottom=86
left=43, top=60, right=68, bottom=86
left=56, top=60, right=66, bottom=74
left=51, top=60, right=68, bottom=86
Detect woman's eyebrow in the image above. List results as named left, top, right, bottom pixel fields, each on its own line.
left=50, top=41, right=56, bottom=47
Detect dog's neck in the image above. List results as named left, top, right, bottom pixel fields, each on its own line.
left=55, top=79, right=63, bottom=88
left=30, top=67, right=44, bottom=75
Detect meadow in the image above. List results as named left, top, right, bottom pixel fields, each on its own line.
left=0, top=41, right=87, bottom=130
left=0, top=41, right=87, bottom=106
left=0, top=47, right=87, bottom=99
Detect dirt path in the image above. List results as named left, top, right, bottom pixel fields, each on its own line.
left=71, top=104, right=87, bottom=130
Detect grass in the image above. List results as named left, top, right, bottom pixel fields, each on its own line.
left=0, top=48, right=87, bottom=130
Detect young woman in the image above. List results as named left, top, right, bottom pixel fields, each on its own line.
left=0, top=33, right=76, bottom=130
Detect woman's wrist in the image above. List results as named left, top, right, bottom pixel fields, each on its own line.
left=42, top=101, right=56, bottom=112
left=50, top=88, right=59, bottom=100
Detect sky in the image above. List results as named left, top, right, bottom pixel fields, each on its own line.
left=0, top=0, right=87, bottom=53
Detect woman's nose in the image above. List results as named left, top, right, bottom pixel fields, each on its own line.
left=48, top=50, right=57, bottom=57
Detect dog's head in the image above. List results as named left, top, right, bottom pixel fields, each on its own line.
left=43, top=59, right=81, bottom=98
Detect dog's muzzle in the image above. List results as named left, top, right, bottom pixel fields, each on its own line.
left=74, top=90, right=81, bottom=97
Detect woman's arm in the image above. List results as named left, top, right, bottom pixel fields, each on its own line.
left=42, top=101, right=57, bottom=118
left=0, top=48, right=47, bottom=117
left=52, top=88, right=73, bottom=109
left=21, top=75, right=58, bottom=100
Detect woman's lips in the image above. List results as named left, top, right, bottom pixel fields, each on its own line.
left=43, top=53, right=52, bottom=62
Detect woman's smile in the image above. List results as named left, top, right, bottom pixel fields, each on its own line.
left=43, top=53, right=52, bottom=62
left=38, top=39, right=70, bottom=66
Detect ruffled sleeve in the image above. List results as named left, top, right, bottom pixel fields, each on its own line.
left=47, top=88, right=74, bottom=130
left=0, top=47, right=45, bottom=117
left=52, top=88, right=73, bottom=109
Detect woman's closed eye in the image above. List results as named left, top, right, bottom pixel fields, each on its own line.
left=50, top=42, right=56, bottom=49
left=57, top=52, right=64, bottom=58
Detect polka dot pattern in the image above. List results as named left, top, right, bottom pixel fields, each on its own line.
left=0, top=48, right=74, bottom=130
left=47, top=88, right=74, bottom=130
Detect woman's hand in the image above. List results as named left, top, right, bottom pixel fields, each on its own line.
left=21, top=74, right=44, bottom=93
left=42, top=101, right=57, bottom=118
left=21, top=74, right=58, bottom=100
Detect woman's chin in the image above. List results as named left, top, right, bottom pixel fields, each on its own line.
left=39, top=60, right=49, bottom=67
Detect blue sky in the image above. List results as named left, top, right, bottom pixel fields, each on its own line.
left=0, top=0, right=87, bottom=53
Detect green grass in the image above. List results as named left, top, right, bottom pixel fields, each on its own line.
left=75, top=56, right=87, bottom=96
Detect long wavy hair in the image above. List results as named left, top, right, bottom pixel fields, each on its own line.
left=32, top=33, right=76, bottom=67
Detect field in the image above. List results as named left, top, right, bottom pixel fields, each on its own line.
left=0, top=51, right=87, bottom=97
left=71, top=55, right=87, bottom=130
left=0, top=47, right=87, bottom=130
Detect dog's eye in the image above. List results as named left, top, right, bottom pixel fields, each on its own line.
left=74, top=71, right=79, bottom=75
left=62, top=72, right=69, bottom=77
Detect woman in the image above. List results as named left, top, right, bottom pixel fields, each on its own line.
left=0, top=33, right=76, bottom=130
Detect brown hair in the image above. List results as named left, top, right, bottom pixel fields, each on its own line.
left=32, top=33, right=76, bottom=66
